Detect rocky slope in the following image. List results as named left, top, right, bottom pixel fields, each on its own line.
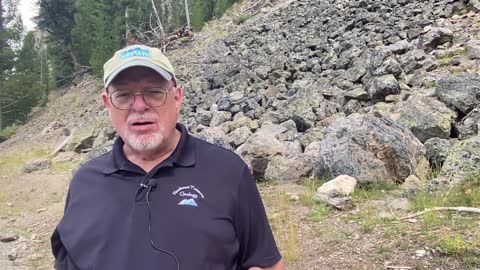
left=4, top=0, right=480, bottom=188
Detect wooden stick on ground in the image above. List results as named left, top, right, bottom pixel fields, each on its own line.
left=398, top=207, right=480, bottom=221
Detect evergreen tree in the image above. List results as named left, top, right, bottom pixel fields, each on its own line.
left=36, top=0, right=77, bottom=85
left=190, top=0, right=214, bottom=31
left=0, top=0, right=23, bottom=130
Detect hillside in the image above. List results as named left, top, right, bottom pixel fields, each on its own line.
left=1, top=0, right=480, bottom=269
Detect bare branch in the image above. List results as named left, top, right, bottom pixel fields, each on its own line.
left=398, top=207, right=480, bottom=221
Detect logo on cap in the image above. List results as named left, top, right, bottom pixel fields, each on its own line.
left=120, top=47, right=151, bottom=59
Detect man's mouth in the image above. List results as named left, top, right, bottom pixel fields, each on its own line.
left=132, top=120, right=154, bottom=126
left=129, top=120, right=156, bottom=131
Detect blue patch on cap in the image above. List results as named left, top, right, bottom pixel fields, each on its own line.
left=120, top=47, right=151, bottom=59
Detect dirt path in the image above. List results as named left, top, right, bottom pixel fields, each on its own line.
left=0, top=172, right=70, bottom=270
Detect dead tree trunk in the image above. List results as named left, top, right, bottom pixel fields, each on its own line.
left=184, top=0, right=190, bottom=28
left=149, top=0, right=165, bottom=38
left=125, top=6, right=129, bottom=40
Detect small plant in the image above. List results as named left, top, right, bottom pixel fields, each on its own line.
left=437, top=234, right=469, bottom=255
left=308, top=203, right=331, bottom=222
left=299, top=177, right=324, bottom=206
left=436, top=48, right=467, bottom=66
left=0, top=124, right=19, bottom=142
left=464, top=255, right=480, bottom=268
left=426, top=162, right=442, bottom=180
left=349, top=209, right=387, bottom=234
left=233, top=13, right=251, bottom=25
left=375, top=244, right=392, bottom=259
left=383, top=223, right=409, bottom=238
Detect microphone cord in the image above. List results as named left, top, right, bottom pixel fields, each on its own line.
left=146, top=187, right=180, bottom=270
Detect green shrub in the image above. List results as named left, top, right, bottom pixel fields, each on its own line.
left=233, top=13, right=251, bottom=25
left=0, top=124, right=19, bottom=142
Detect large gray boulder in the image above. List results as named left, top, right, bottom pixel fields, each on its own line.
left=236, top=129, right=285, bottom=158
left=471, top=0, right=480, bottom=12
left=66, top=114, right=110, bottom=154
left=21, top=158, right=51, bottom=173
left=424, top=137, right=454, bottom=166
left=367, top=75, right=400, bottom=100
left=467, top=41, right=480, bottom=60
left=455, top=104, right=480, bottom=139
left=439, top=135, right=480, bottom=185
left=195, top=127, right=232, bottom=150
left=436, top=73, right=480, bottom=114
left=284, top=79, right=337, bottom=130
left=264, top=155, right=312, bottom=182
left=423, top=27, right=453, bottom=52
left=314, top=114, right=429, bottom=184
left=394, top=96, right=457, bottom=142
left=226, top=126, right=252, bottom=147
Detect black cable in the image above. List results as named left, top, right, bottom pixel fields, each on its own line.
left=146, top=187, right=180, bottom=270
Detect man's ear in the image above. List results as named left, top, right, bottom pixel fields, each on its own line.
left=174, top=86, right=183, bottom=113
left=101, top=88, right=111, bottom=108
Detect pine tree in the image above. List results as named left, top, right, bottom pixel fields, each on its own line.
left=0, top=0, right=23, bottom=130
left=36, top=0, right=77, bottom=85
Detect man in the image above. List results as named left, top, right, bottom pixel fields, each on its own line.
left=51, top=44, right=284, bottom=270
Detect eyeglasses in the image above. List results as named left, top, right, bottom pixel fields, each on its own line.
left=108, top=86, right=174, bottom=110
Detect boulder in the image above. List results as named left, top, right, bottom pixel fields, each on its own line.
left=314, top=175, right=357, bottom=210
left=236, top=130, right=285, bottom=158
left=367, top=75, right=400, bottom=100
left=467, top=41, right=480, bottom=60
left=455, top=104, right=480, bottom=139
left=471, top=0, right=480, bottom=12
left=21, top=158, right=51, bottom=173
left=423, top=27, right=453, bottom=52
left=314, top=114, right=428, bottom=184
left=394, top=96, right=456, bottom=142
left=66, top=113, right=110, bottom=153
left=439, top=135, right=480, bottom=185
left=436, top=73, right=480, bottom=114
left=284, top=79, right=336, bottom=130
left=195, top=127, right=232, bottom=150
left=226, top=126, right=252, bottom=147
left=304, top=141, right=322, bottom=159
left=195, top=108, right=213, bottom=126
left=401, top=175, right=423, bottom=194
left=210, top=111, right=232, bottom=127
left=383, top=40, right=412, bottom=55
left=264, top=155, right=312, bottom=182
left=424, top=137, right=454, bottom=166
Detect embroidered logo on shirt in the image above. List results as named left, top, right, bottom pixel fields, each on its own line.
left=172, top=185, right=205, bottom=207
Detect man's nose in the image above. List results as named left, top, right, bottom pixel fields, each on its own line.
left=131, top=93, right=149, bottom=112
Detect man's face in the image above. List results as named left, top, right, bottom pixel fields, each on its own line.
left=102, top=66, right=183, bottom=153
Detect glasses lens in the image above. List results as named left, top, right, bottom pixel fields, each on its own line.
left=111, top=90, right=134, bottom=110
left=143, top=88, right=168, bottom=107
left=109, top=87, right=169, bottom=110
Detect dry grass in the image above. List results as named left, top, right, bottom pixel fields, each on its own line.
left=261, top=184, right=301, bottom=263
left=0, top=148, right=50, bottom=174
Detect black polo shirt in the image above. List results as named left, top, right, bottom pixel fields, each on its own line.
left=51, top=123, right=281, bottom=270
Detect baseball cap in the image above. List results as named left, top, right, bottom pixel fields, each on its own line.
left=103, top=44, right=176, bottom=87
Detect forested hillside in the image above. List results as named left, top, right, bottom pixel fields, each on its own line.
left=0, top=0, right=240, bottom=133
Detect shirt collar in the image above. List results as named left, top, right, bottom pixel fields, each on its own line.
left=102, top=123, right=196, bottom=174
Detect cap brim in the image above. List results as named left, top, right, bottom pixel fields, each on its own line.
left=104, top=59, right=173, bottom=87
